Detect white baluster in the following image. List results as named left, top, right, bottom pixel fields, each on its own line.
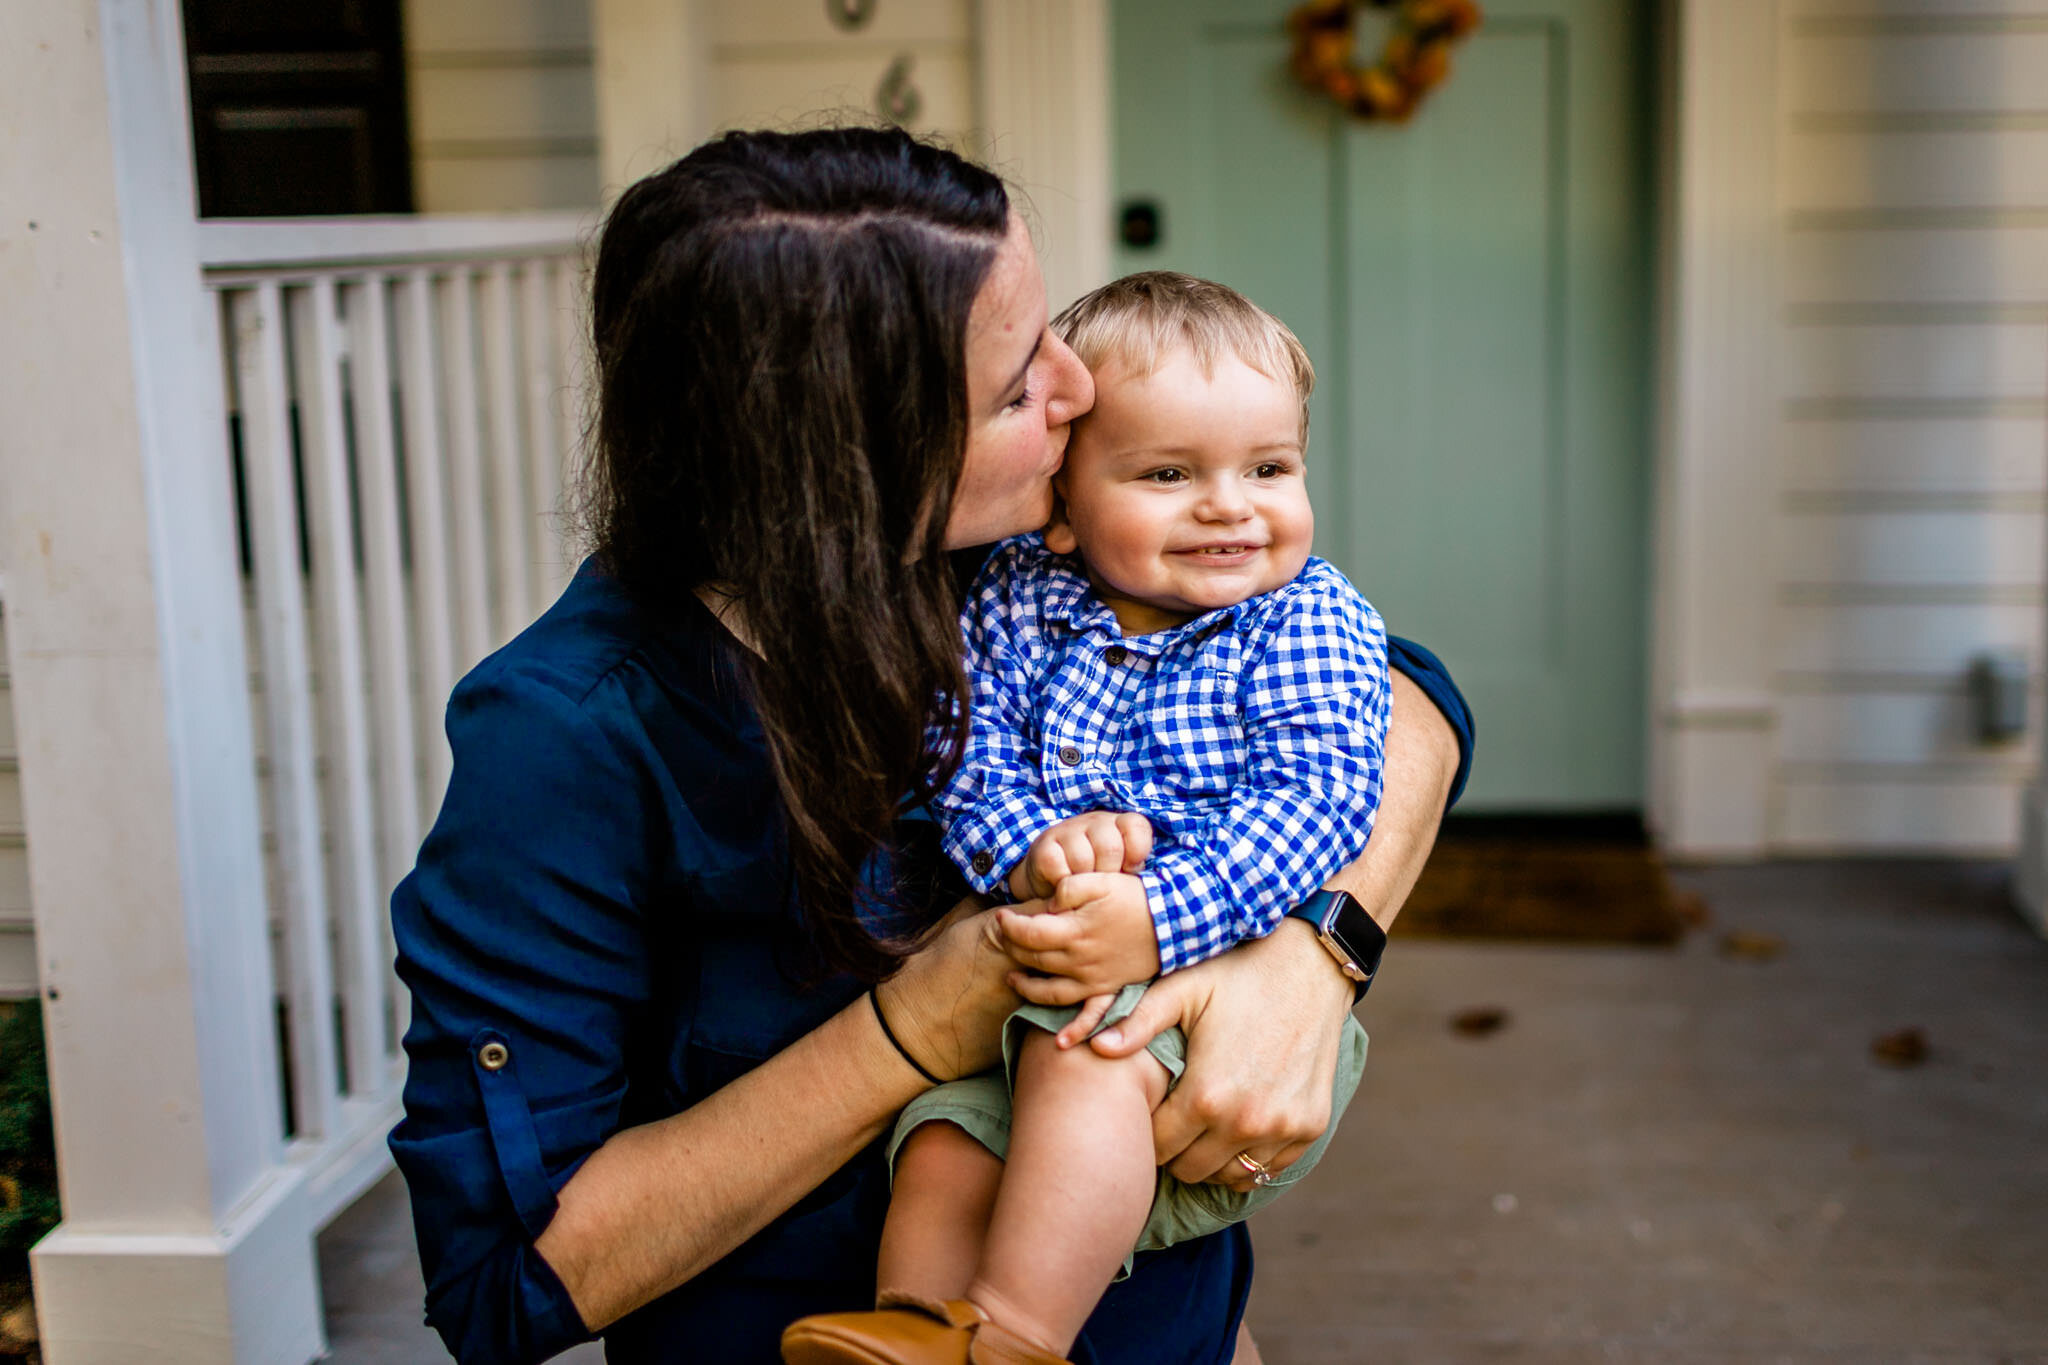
left=342, top=273, right=421, bottom=1058
left=480, top=261, right=535, bottom=639
left=438, top=270, right=495, bottom=669
left=288, top=277, right=385, bottom=1101
left=233, top=283, right=340, bottom=1140
left=521, top=259, right=567, bottom=601
left=396, top=270, right=459, bottom=813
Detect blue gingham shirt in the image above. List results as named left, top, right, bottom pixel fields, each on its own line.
left=932, top=534, right=1391, bottom=975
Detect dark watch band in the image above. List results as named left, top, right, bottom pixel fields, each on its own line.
left=1286, top=889, right=1388, bottom=999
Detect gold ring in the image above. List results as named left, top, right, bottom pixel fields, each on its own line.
left=1234, top=1151, right=1273, bottom=1187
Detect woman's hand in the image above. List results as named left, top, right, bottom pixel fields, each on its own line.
left=1083, top=920, right=1351, bottom=1190
left=873, top=896, right=1022, bottom=1081
left=1083, top=669, right=1462, bottom=1190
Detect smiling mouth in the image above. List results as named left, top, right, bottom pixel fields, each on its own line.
left=1174, top=544, right=1263, bottom=558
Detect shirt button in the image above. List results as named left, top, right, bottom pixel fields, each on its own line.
left=1104, top=645, right=1129, bottom=667
left=970, top=850, right=994, bottom=876
left=478, top=1041, right=510, bottom=1071
left=1058, top=745, right=1083, bottom=766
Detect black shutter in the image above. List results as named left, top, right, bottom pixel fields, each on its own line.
left=184, top=0, right=414, bottom=217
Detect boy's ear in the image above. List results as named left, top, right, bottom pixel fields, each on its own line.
left=1043, top=481, right=1079, bottom=555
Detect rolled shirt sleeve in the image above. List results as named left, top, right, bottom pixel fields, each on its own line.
left=930, top=540, right=1068, bottom=896
left=1386, top=634, right=1476, bottom=808
left=1140, top=581, right=1392, bottom=973
left=390, top=665, right=659, bottom=1365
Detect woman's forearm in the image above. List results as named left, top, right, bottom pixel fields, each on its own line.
left=536, top=901, right=1017, bottom=1330
left=534, top=990, right=928, bottom=1329
left=1325, top=670, right=1461, bottom=930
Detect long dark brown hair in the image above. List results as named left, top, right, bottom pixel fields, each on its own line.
left=579, top=127, right=1009, bottom=979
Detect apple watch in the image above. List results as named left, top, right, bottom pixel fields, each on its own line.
left=1286, top=888, right=1387, bottom=997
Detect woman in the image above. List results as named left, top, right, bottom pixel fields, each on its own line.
left=389, top=127, right=1471, bottom=1365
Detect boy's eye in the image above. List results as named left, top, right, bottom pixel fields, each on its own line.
left=1254, top=462, right=1285, bottom=479
left=1144, top=468, right=1186, bottom=484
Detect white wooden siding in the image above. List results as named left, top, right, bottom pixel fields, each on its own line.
left=404, top=0, right=601, bottom=211
left=403, top=0, right=977, bottom=208
left=706, top=0, right=977, bottom=147
left=1776, top=0, right=2048, bottom=852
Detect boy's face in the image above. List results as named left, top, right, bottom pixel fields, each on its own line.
left=1048, top=345, right=1312, bottom=635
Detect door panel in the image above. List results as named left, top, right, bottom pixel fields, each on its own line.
left=1112, top=0, right=1653, bottom=808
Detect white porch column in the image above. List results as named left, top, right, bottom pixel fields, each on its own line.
left=974, top=0, right=1113, bottom=314
left=591, top=0, right=713, bottom=195
left=1645, top=0, right=1783, bottom=858
left=0, top=2, right=319, bottom=1361
left=2015, top=427, right=2048, bottom=934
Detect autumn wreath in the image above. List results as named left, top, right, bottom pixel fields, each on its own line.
left=1287, top=0, right=1483, bottom=123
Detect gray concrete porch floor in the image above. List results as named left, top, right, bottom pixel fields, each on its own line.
left=321, top=860, right=2048, bottom=1363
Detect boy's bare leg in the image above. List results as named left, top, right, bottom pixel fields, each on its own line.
left=965, top=1030, right=1170, bottom=1355
left=878, top=1121, right=1005, bottom=1302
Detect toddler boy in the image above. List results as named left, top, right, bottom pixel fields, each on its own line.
left=782, top=273, right=1388, bottom=1365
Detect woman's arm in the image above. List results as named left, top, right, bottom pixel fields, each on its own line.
left=392, top=668, right=1017, bottom=1364
left=534, top=900, right=1017, bottom=1330
left=1067, top=669, right=1462, bottom=1185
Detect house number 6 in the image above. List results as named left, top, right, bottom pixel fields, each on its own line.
left=827, top=0, right=877, bottom=31
left=877, top=53, right=922, bottom=124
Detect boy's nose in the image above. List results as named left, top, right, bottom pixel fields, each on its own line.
left=1194, top=480, right=1252, bottom=522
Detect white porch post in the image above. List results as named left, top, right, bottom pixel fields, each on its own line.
left=2015, top=417, right=2048, bottom=933
left=591, top=0, right=713, bottom=195
left=974, top=0, right=1114, bottom=313
left=1646, top=0, right=1783, bottom=858
left=0, top=2, right=319, bottom=1361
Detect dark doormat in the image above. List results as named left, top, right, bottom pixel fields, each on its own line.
left=1394, top=814, right=1685, bottom=945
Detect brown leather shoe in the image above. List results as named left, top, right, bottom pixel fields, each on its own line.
left=779, top=1292, right=1071, bottom=1365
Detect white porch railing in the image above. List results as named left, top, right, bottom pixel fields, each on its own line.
left=205, top=215, right=589, bottom=1225
left=3, top=8, right=605, bottom=1359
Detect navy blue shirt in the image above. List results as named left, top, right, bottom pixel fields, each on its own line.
left=389, top=561, right=1473, bottom=1364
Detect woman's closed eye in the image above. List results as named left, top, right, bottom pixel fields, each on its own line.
left=1005, top=383, right=1036, bottom=412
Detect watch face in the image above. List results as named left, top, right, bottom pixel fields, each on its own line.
left=1323, top=893, right=1386, bottom=976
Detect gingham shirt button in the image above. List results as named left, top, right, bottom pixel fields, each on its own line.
left=1057, top=744, right=1082, bottom=766
left=970, top=850, right=994, bottom=876
left=1104, top=645, right=1129, bottom=667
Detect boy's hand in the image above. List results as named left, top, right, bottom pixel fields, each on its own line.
left=998, top=871, right=1162, bottom=1002
left=1006, top=811, right=1153, bottom=902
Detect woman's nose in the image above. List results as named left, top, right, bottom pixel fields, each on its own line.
left=1041, top=330, right=1095, bottom=427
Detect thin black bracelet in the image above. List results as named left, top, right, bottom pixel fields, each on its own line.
left=869, top=988, right=943, bottom=1086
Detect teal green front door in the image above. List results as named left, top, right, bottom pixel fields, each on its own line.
left=1110, top=0, right=1654, bottom=809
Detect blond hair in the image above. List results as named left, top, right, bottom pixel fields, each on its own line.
left=1051, top=271, right=1315, bottom=440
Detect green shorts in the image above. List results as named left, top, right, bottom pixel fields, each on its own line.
left=885, top=981, right=1369, bottom=1275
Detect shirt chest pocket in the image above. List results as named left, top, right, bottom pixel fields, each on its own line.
left=1126, top=668, right=1246, bottom=806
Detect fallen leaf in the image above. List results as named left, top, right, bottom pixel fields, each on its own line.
left=1871, top=1027, right=1928, bottom=1068
left=1719, top=929, right=1784, bottom=962
left=1451, top=1006, right=1508, bottom=1036
left=0, top=1300, right=34, bottom=1351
